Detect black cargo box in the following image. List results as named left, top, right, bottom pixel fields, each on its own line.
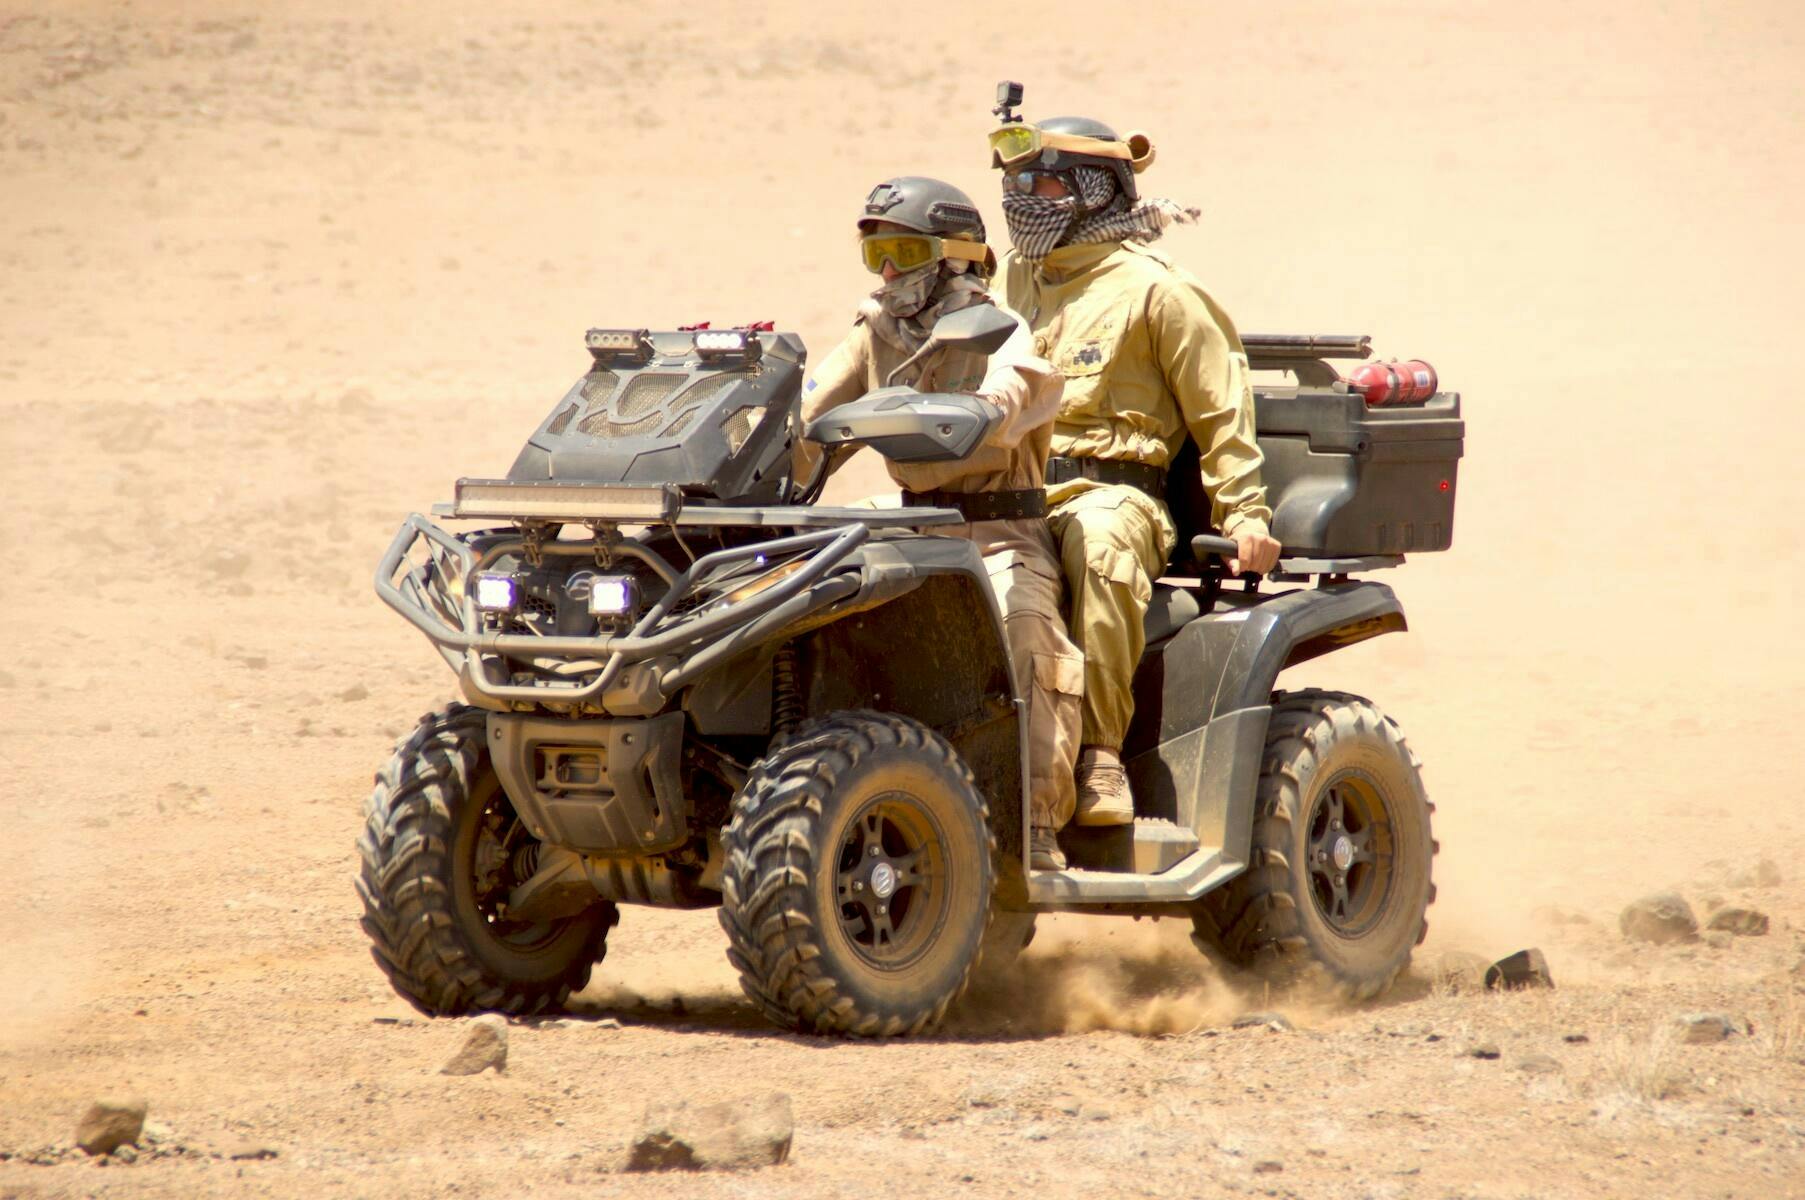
left=1251, top=386, right=1464, bottom=557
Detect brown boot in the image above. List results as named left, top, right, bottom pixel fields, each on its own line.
left=1074, top=746, right=1134, bottom=826
left=1030, top=825, right=1066, bottom=871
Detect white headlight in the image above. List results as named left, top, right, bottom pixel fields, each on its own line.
left=694, top=330, right=747, bottom=353
left=473, top=573, right=519, bottom=612
left=693, top=329, right=761, bottom=362
left=587, top=575, right=636, bottom=616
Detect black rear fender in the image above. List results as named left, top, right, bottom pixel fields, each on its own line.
left=1122, top=581, right=1405, bottom=861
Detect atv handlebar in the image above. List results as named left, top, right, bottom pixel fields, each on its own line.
left=1193, top=531, right=1408, bottom=580
left=1191, top=534, right=1238, bottom=560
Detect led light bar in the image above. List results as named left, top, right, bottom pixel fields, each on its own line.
left=451, top=479, right=683, bottom=523
left=694, top=328, right=762, bottom=362
left=584, top=327, right=653, bottom=363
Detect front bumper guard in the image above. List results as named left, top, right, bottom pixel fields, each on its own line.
left=375, top=514, right=868, bottom=705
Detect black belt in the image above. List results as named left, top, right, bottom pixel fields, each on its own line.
left=900, top=487, right=1047, bottom=521
left=1045, top=456, right=1168, bottom=497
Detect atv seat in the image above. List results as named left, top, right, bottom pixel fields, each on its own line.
left=1142, top=583, right=1203, bottom=646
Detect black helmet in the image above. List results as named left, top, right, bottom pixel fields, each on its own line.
left=1036, top=116, right=1141, bottom=205
left=859, top=176, right=988, bottom=243
left=987, top=83, right=1157, bottom=217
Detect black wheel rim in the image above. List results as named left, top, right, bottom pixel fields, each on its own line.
left=834, top=793, right=949, bottom=971
left=1305, top=770, right=1396, bottom=937
left=467, top=777, right=569, bottom=952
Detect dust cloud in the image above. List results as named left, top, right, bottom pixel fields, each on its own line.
left=953, top=916, right=1293, bottom=1037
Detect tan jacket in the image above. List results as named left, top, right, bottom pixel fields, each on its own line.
left=1002, top=240, right=1272, bottom=538
left=795, top=306, right=1060, bottom=499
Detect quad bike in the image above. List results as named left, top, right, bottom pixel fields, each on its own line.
left=358, top=309, right=1464, bottom=1035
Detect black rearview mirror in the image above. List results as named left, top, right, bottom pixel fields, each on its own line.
left=881, top=304, right=1020, bottom=388
left=930, top=305, right=1017, bottom=355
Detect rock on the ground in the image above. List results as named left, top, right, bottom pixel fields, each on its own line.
left=625, top=1093, right=793, bottom=1171
left=1619, top=891, right=1698, bottom=944
left=440, top=1014, right=508, bottom=1075
left=1485, top=948, right=1555, bottom=990
left=1727, top=858, right=1782, bottom=888
left=1516, top=1054, right=1562, bottom=1075
left=1466, top=1042, right=1501, bottom=1060
left=225, top=1141, right=279, bottom=1161
left=1675, top=1013, right=1745, bottom=1044
left=1232, top=1011, right=1294, bottom=1032
left=1706, top=906, right=1769, bottom=937
left=75, top=1097, right=147, bottom=1156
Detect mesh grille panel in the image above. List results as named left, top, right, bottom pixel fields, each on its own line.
left=580, top=410, right=664, bottom=438
left=579, top=370, right=619, bottom=406
left=547, top=403, right=579, bottom=435
left=675, top=372, right=739, bottom=408
left=720, top=404, right=765, bottom=453
left=616, top=373, right=687, bottom=419
left=662, top=407, right=698, bottom=437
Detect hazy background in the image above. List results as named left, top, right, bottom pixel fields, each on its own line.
left=3, top=2, right=1802, bottom=1193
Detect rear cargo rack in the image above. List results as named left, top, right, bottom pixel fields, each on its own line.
left=1242, top=333, right=1371, bottom=362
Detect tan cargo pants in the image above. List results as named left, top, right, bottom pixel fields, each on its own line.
left=1045, top=482, right=1176, bottom=751
left=983, top=537, right=1085, bottom=831
left=852, top=501, right=1083, bottom=831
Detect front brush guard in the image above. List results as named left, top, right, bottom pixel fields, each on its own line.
left=375, top=514, right=867, bottom=705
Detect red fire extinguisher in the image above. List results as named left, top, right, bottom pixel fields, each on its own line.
left=1348, top=359, right=1437, bottom=406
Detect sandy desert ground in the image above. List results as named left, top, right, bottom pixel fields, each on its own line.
left=3, top=1, right=1804, bottom=1196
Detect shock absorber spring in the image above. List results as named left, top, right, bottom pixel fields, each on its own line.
left=771, top=642, right=802, bottom=743
left=508, top=842, right=541, bottom=883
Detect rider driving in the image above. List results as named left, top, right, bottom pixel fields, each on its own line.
left=797, top=176, right=1084, bottom=870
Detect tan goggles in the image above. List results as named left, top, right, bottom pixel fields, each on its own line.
left=859, top=233, right=987, bottom=274
left=988, top=123, right=1155, bottom=172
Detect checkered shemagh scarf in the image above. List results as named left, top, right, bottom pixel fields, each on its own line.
left=1001, top=166, right=1199, bottom=263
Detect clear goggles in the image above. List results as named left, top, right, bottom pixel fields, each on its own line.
left=859, top=232, right=987, bottom=275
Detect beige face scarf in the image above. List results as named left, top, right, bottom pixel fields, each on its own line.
left=859, top=260, right=991, bottom=362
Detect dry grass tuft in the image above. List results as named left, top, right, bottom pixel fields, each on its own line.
left=1596, top=1020, right=1689, bottom=1104
left=1757, top=988, right=1801, bottom=1063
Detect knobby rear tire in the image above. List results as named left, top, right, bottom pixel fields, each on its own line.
left=1192, top=689, right=1436, bottom=1001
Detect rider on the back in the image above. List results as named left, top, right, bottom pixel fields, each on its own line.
left=987, top=83, right=1282, bottom=829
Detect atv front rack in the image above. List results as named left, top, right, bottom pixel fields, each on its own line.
left=376, top=513, right=880, bottom=706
